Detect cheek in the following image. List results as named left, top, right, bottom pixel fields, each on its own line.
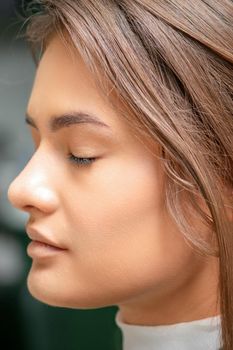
left=63, top=158, right=195, bottom=298
left=67, top=155, right=165, bottom=249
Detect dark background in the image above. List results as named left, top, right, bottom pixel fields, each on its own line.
left=0, top=1, right=121, bottom=349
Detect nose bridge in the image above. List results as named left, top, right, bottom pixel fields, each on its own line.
left=8, top=146, right=59, bottom=212
left=19, top=146, right=53, bottom=187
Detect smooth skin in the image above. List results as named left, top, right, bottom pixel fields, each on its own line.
left=8, top=34, right=220, bottom=326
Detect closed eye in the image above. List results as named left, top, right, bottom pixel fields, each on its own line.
left=68, top=154, right=97, bottom=167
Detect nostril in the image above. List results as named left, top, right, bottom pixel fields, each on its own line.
left=23, top=205, right=35, bottom=212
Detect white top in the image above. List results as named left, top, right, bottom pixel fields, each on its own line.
left=115, top=310, right=222, bottom=350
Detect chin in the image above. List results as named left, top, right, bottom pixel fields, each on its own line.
left=26, top=269, right=118, bottom=309
left=26, top=262, right=140, bottom=309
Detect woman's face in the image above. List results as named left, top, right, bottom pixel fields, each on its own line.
left=8, top=35, right=217, bottom=319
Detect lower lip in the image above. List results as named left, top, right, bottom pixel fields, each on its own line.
left=27, top=241, right=67, bottom=258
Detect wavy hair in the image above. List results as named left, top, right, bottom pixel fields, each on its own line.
left=22, top=1, right=233, bottom=348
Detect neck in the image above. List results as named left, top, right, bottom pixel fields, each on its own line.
left=117, top=256, right=220, bottom=326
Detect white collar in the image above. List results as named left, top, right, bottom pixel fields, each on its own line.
left=115, top=310, right=222, bottom=350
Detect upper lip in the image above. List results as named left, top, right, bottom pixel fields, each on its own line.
left=26, top=226, right=67, bottom=250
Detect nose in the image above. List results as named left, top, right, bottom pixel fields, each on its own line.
left=8, top=153, right=59, bottom=215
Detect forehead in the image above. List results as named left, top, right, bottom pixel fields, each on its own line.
left=27, top=35, right=156, bottom=153
left=27, top=35, right=126, bottom=133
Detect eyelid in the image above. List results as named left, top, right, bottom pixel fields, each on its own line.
left=68, top=154, right=97, bottom=167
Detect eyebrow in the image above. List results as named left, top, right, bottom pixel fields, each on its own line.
left=25, top=111, right=112, bottom=134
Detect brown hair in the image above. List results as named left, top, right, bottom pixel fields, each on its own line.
left=23, top=0, right=233, bottom=348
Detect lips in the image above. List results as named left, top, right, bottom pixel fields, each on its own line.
left=26, top=226, right=67, bottom=250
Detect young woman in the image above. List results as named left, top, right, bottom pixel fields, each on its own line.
left=8, top=1, right=233, bottom=349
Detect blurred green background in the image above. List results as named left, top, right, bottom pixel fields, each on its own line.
left=0, top=1, right=122, bottom=349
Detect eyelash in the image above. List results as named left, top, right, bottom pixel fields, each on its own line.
left=68, top=154, right=97, bottom=167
